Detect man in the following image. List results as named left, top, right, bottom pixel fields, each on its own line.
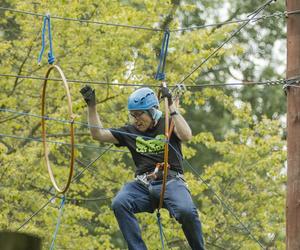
left=81, top=86, right=205, bottom=250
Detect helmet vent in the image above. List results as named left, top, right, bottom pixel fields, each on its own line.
left=128, top=87, right=159, bottom=110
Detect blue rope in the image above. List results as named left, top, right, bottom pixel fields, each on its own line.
left=155, top=29, right=170, bottom=81
left=38, top=14, right=55, bottom=65
left=49, top=196, right=66, bottom=250
left=38, top=16, right=46, bottom=64
left=47, top=14, right=55, bottom=64
left=156, top=211, right=165, bottom=250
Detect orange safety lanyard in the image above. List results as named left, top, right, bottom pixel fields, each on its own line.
left=158, top=82, right=177, bottom=210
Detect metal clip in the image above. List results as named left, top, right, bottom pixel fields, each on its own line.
left=173, top=83, right=186, bottom=98
left=135, top=174, right=149, bottom=187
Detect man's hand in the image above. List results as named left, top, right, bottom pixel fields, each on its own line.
left=160, top=86, right=173, bottom=106
left=80, top=85, right=96, bottom=107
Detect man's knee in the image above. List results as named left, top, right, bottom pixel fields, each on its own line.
left=111, top=193, right=130, bottom=212
left=176, top=205, right=199, bottom=223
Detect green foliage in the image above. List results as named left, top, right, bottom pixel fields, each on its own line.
left=0, top=1, right=285, bottom=249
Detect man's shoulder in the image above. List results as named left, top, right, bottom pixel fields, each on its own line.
left=115, top=124, right=137, bottom=134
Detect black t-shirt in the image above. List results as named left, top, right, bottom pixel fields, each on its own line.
left=110, top=118, right=183, bottom=175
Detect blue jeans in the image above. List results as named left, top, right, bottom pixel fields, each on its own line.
left=111, top=177, right=205, bottom=250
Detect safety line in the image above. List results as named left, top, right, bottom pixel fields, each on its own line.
left=71, top=145, right=113, bottom=183
left=31, top=182, right=112, bottom=202
left=0, top=73, right=156, bottom=87
left=0, top=7, right=163, bottom=32
left=0, top=73, right=151, bottom=87
left=60, top=195, right=112, bottom=202
left=173, top=9, right=299, bottom=32
left=168, top=143, right=265, bottom=249
left=0, top=73, right=287, bottom=88
left=157, top=212, right=165, bottom=249
left=16, top=196, right=57, bottom=231
left=65, top=195, right=111, bottom=202
left=185, top=79, right=286, bottom=88
left=176, top=0, right=276, bottom=86
left=172, top=11, right=287, bottom=32
left=0, top=133, right=129, bottom=152
left=161, top=226, right=176, bottom=250
left=0, top=108, right=168, bottom=142
left=30, top=182, right=111, bottom=202
left=49, top=196, right=65, bottom=250
left=1, top=6, right=298, bottom=33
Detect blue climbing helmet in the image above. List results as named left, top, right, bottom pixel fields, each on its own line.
left=128, top=87, right=159, bottom=111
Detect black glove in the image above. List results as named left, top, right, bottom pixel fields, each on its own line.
left=80, top=85, right=96, bottom=107
left=160, top=86, right=173, bottom=106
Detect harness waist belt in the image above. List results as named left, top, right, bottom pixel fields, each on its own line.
left=135, top=170, right=183, bottom=186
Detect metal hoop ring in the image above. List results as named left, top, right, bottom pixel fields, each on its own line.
left=41, top=65, right=75, bottom=194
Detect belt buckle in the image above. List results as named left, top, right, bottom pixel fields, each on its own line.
left=136, top=173, right=149, bottom=186
left=176, top=172, right=185, bottom=182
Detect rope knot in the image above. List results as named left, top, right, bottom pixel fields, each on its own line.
left=155, top=72, right=165, bottom=81
left=48, top=52, right=55, bottom=65
left=38, top=13, right=55, bottom=65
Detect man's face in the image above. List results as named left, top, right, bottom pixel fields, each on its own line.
left=129, top=110, right=153, bottom=132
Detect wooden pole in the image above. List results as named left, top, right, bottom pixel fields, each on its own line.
left=286, top=0, right=300, bottom=249
left=0, top=231, right=41, bottom=250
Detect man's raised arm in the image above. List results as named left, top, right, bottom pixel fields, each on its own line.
left=160, top=86, right=192, bottom=142
left=80, top=85, right=119, bottom=144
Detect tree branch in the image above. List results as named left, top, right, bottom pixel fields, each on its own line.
left=9, top=30, right=41, bottom=96
left=0, top=138, right=15, bottom=154
left=0, top=114, right=23, bottom=124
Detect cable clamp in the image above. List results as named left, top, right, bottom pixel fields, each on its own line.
left=173, top=83, right=186, bottom=98
left=70, top=114, right=77, bottom=124
left=283, top=77, right=300, bottom=93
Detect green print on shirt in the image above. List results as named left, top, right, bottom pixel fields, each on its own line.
left=136, top=134, right=165, bottom=153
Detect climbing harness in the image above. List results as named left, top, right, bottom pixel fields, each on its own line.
left=135, top=169, right=184, bottom=187
left=147, top=162, right=170, bottom=181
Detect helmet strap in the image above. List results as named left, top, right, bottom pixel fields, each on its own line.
left=147, top=108, right=162, bottom=122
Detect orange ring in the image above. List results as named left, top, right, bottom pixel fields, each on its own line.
left=41, top=65, right=75, bottom=194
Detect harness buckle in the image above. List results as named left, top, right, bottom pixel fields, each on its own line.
left=136, top=163, right=183, bottom=186
left=147, top=162, right=170, bottom=181
left=135, top=173, right=150, bottom=186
